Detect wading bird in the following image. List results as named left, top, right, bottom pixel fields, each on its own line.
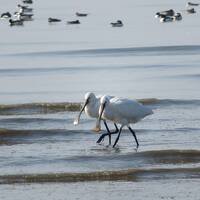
left=74, top=92, right=119, bottom=145
left=95, top=96, right=153, bottom=148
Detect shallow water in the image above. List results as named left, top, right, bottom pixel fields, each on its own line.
left=1, top=179, right=200, bottom=200
left=1, top=0, right=200, bottom=103
left=0, top=99, right=200, bottom=176
left=0, top=0, right=200, bottom=199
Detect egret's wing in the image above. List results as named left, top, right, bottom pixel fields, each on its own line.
left=110, top=98, right=152, bottom=121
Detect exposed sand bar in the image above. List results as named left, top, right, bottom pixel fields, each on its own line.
left=0, top=98, right=158, bottom=115
left=1, top=167, right=200, bottom=184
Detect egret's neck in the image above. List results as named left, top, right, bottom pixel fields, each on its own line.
left=85, top=97, right=99, bottom=118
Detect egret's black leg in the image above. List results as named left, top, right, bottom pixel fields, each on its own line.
left=103, top=121, right=118, bottom=134
left=128, top=126, right=139, bottom=148
left=96, top=131, right=119, bottom=144
left=103, top=120, right=111, bottom=145
left=113, top=125, right=123, bottom=148
left=96, top=122, right=119, bottom=144
left=97, top=132, right=108, bottom=144
left=114, top=123, right=119, bottom=133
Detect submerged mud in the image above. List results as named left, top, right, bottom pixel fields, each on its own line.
left=0, top=98, right=169, bottom=115
left=0, top=167, right=200, bottom=184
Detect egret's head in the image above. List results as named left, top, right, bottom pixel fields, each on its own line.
left=100, top=95, right=110, bottom=106
left=84, top=92, right=95, bottom=102
left=73, top=92, right=96, bottom=126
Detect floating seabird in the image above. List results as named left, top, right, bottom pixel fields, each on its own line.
left=186, top=8, right=196, bottom=13
left=67, top=20, right=80, bottom=24
left=76, top=12, right=88, bottom=17
left=48, top=17, right=61, bottom=23
left=22, top=0, right=33, bottom=4
left=155, top=9, right=175, bottom=18
left=0, top=12, right=12, bottom=19
left=173, top=13, right=182, bottom=21
left=17, top=4, right=33, bottom=12
left=9, top=19, right=24, bottom=26
left=15, top=13, right=33, bottom=21
left=110, top=20, right=123, bottom=27
left=187, top=2, right=199, bottom=6
left=160, top=16, right=174, bottom=22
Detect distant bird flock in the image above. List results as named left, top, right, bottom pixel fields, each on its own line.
left=74, top=92, right=153, bottom=148
left=0, top=0, right=123, bottom=27
left=2, top=1, right=198, bottom=27
left=1, top=0, right=34, bottom=26
left=155, top=2, right=199, bottom=23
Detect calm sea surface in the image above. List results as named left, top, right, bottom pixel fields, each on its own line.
left=0, top=0, right=200, bottom=199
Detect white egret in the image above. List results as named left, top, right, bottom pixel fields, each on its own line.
left=96, top=95, right=153, bottom=148
left=74, top=92, right=119, bottom=144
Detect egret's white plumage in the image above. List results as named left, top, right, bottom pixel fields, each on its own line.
left=73, top=92, right=119, bottom=144
left=96, top=95, right=153, bottom=148
left=73, top=92, right=102, bottom=125
left=84, top=92, right=100, bottom=119
left=98, top=96, right=153, bottom=125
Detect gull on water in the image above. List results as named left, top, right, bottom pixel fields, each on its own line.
left=0, top=12, right=12, bottom=19
left=17, top=4, right=33, bottom=13
left=48, top=17, right=61, bottom=23
left=186, top=8, right=196, bottom=13
left=187, top=2, right=199, bottom=6
left=67, top=20, right=80, bottom=24
left=110, top=20, right=123, bottom=27
left=76, top=12, right=88, bottom=17
left=155, top=9, right=175, bottom=18
left=22, top=0, right=33, bottom=4
left=9, top=19, right=24, bottom=26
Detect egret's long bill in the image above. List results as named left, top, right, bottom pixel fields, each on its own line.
left=73, top=99, right=89, bottom=125
left=95, top=102, right=106, bottom=132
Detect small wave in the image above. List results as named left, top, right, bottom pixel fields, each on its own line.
left=0, top=129, right=88, bottom=136
left=0, top=118, right=66, bottom=124
left=139, top=99, right=200, bottom=107
left=0, top=167, right=200, bottom=184
left=0, top=98, right=200, bottom=115
left=140, top=127, right=200, bottom=134
left=0, top=100, right=156, bottom=115
left=0, top=129, right=90, bottom=145
left=138, top=98, right=159, bottom=105
left=4, top=45, right=200, bottom=57
left=58, top=149, right=200, bottom=166
left=171, top=74, right=200, bottom=79
left=155, top=99, right=200, bottom=106
left=0, top=102, right=81, bottom=115
left=0, top=65, right=171, bottom=77
left=136, top=149, right=200, bottom=164
left=0, top=63, right=194, bottom=77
